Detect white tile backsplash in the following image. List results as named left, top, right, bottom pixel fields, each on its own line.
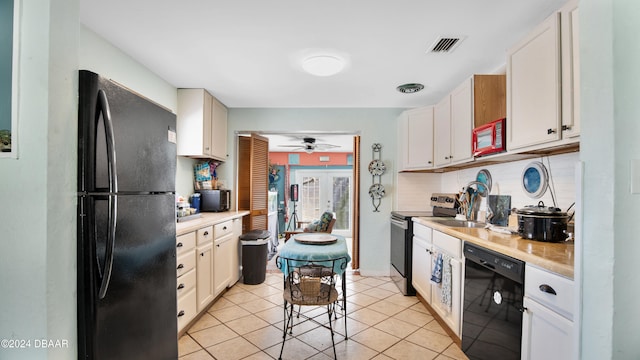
left=396, top=152, right=580, bottom=212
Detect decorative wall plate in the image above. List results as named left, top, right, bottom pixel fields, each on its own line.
left=368, top=159, right=386, bottom=176
left=368, top=183, right=386, bottom=199
left=522, top=161, right=549, bottom=199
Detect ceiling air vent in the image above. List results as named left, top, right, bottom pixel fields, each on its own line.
left=428, top=36, right=464, bottom=53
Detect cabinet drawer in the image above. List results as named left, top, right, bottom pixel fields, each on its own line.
left=176, top=251, right=196, bottom=277
left=176, top=232, right=196, bottom=255
left=214, top=220, right=233, bottom=239
left=177, top=288, right=197, bottom=332
left=413, top=222, right=432, bottom=243
left=177, top=268, right=196, bottom=297
left=525, top=264, right=574, bottom=320
left=433, top=231, right=462, bottom=258
left=196, top=226, right=214, bottom=245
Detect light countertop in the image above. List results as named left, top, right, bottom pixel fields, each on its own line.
left=176, top=211, right=249, bottom=236
left=413, top=217, right=574, bottom=279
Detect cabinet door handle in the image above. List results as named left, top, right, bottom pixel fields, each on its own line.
left=223, top=226, right=227, bottom=230
left=203, top=231, right=209, bottom=236
left=428, top=161, right=432, bottom=164
left=176, top=242, right=183, bottom=248
left=177, top=310, right=185, bottom=317
left=201, top=252, right=205, bottom=256
left=547, top=128, right=557, bottom=134
left=177, top=283, right=185, bottom=290
left=539, top=284, right=557, bottom=295
left=177, top=264, right=184, bottom=270
left=562, top=125, right=572, bottom=131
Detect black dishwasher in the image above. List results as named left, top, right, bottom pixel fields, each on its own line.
left=462, top=242, right=525, bottom=360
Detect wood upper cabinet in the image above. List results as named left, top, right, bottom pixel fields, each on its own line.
left=238, top=134, right=269, bottom=232
left=472, top=75, right=506, bottom=127
left=397, top=107, right=434, bottom=171
left=177, top=88, right=228, bottom=161
left=507, top=12, right=562, bottom=150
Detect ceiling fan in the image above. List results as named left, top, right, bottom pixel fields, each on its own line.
left=278, top=137, right=339, bottom=153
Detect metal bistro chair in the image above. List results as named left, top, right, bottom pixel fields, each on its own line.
left=276, top=256, right=347, bottom=360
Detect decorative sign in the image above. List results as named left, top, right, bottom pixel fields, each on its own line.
left=368, top=143, right=386, bottom=212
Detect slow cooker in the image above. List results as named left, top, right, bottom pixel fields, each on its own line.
left=516, top=201, right=569, bottom=242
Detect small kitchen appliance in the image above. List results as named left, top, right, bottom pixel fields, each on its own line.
left=472, top=118, right=507, bottom=157
left=516, top=201, right=570, bottom=242
left=197, top=189, right=231, bottom=212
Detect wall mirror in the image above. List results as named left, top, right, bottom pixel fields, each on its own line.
left=1, top=0, right=19, bottom=158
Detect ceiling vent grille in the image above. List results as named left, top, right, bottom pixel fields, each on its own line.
left=428, top=36, right=464, bottom=53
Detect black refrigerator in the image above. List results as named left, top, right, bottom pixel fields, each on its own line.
left=77, top=70, right=178, bottom=359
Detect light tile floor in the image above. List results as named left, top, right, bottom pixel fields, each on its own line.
left=179, top=272, right=468, bottom=360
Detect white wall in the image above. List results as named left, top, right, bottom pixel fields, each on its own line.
left=581, top=0, right=640, bottom=358
left=79, top=25, right=177, bottom=112
left=0, top=0, right=79, bottom=359
left=226, top=108, right=404, bottom=275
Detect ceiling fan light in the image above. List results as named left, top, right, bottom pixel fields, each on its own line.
left=304, top=147, right=314, bottom=154
left=302, top=55, right=345, bottom=77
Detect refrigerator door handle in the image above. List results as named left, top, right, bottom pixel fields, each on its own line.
left=96, top=89, right=118, bottom=299
left=98, top=194, right=117, bottom=299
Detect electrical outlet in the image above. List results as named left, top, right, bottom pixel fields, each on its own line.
left=631, top=159, right=640, bottom=194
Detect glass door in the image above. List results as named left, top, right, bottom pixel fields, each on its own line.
left=295, top=170, right=352, bottom=237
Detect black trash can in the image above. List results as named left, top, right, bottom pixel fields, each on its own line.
left=240, top=230, right=271, bottom=285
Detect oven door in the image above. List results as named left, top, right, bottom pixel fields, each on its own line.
left=390, top=216, right=415, bottom=295
left=390, top=216, right=407, bottom=275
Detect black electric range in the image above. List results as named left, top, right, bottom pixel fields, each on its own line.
left=390, top=194, right=458, bottom=295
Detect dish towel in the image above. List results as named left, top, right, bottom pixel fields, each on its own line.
left=430, top=253, right=443, bottom=284
left=440, top=254, right=453, bottom=310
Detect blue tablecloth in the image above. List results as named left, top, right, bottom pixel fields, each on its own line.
left=278, top=234, right=351, bottom=276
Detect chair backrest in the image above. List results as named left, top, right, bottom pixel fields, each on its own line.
left=276, top=256, right=347, bottom=305
left=324, top=217, right=336, bottom=233
left=302, top=211, right=336, bottom=233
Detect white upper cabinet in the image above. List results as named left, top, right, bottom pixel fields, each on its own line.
left=561, top=0, right=580, bottom=138
left=434, top=75, right=504, bottom=168
left=507, top=0, right=580, bottom=152
left=177, top=89, right=228, bottom=161
left=398, top=106, right=434, bottom=171
left=434, top=95, right=452, bottom=167
left=507, top=12, right=562, bottom=150
left=449, top=78, right=474, bottom=165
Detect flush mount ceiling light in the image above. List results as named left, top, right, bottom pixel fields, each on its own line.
left=302, top=55, right=345, bottom=77
left=396, top=83, right=425, bottom=94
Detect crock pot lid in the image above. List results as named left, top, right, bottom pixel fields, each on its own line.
left=516, top=201, right=567, bottom=216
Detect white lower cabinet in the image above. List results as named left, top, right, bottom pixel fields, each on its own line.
left=214, top=234, right=234, bottom=295
left=196, top=242, right=214, bottom=312
left=412, top=225, right=433, bottom=300
left=176, top=232, right=197, bottom=332
left=230, top=218, right=243, bottom=285
left=522, top=264, right=574, bottom=360
left=522, top=296, right=573, bottom=360
left=411, top=221, right=463, bottom=338
left=431, top=230, right=463, bottom=337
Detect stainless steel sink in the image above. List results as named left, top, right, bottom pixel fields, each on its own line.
left=431, top=219, right=487, bottom=229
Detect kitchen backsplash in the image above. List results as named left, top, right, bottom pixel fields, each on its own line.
left=396, top=152, right=580, bottom=213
